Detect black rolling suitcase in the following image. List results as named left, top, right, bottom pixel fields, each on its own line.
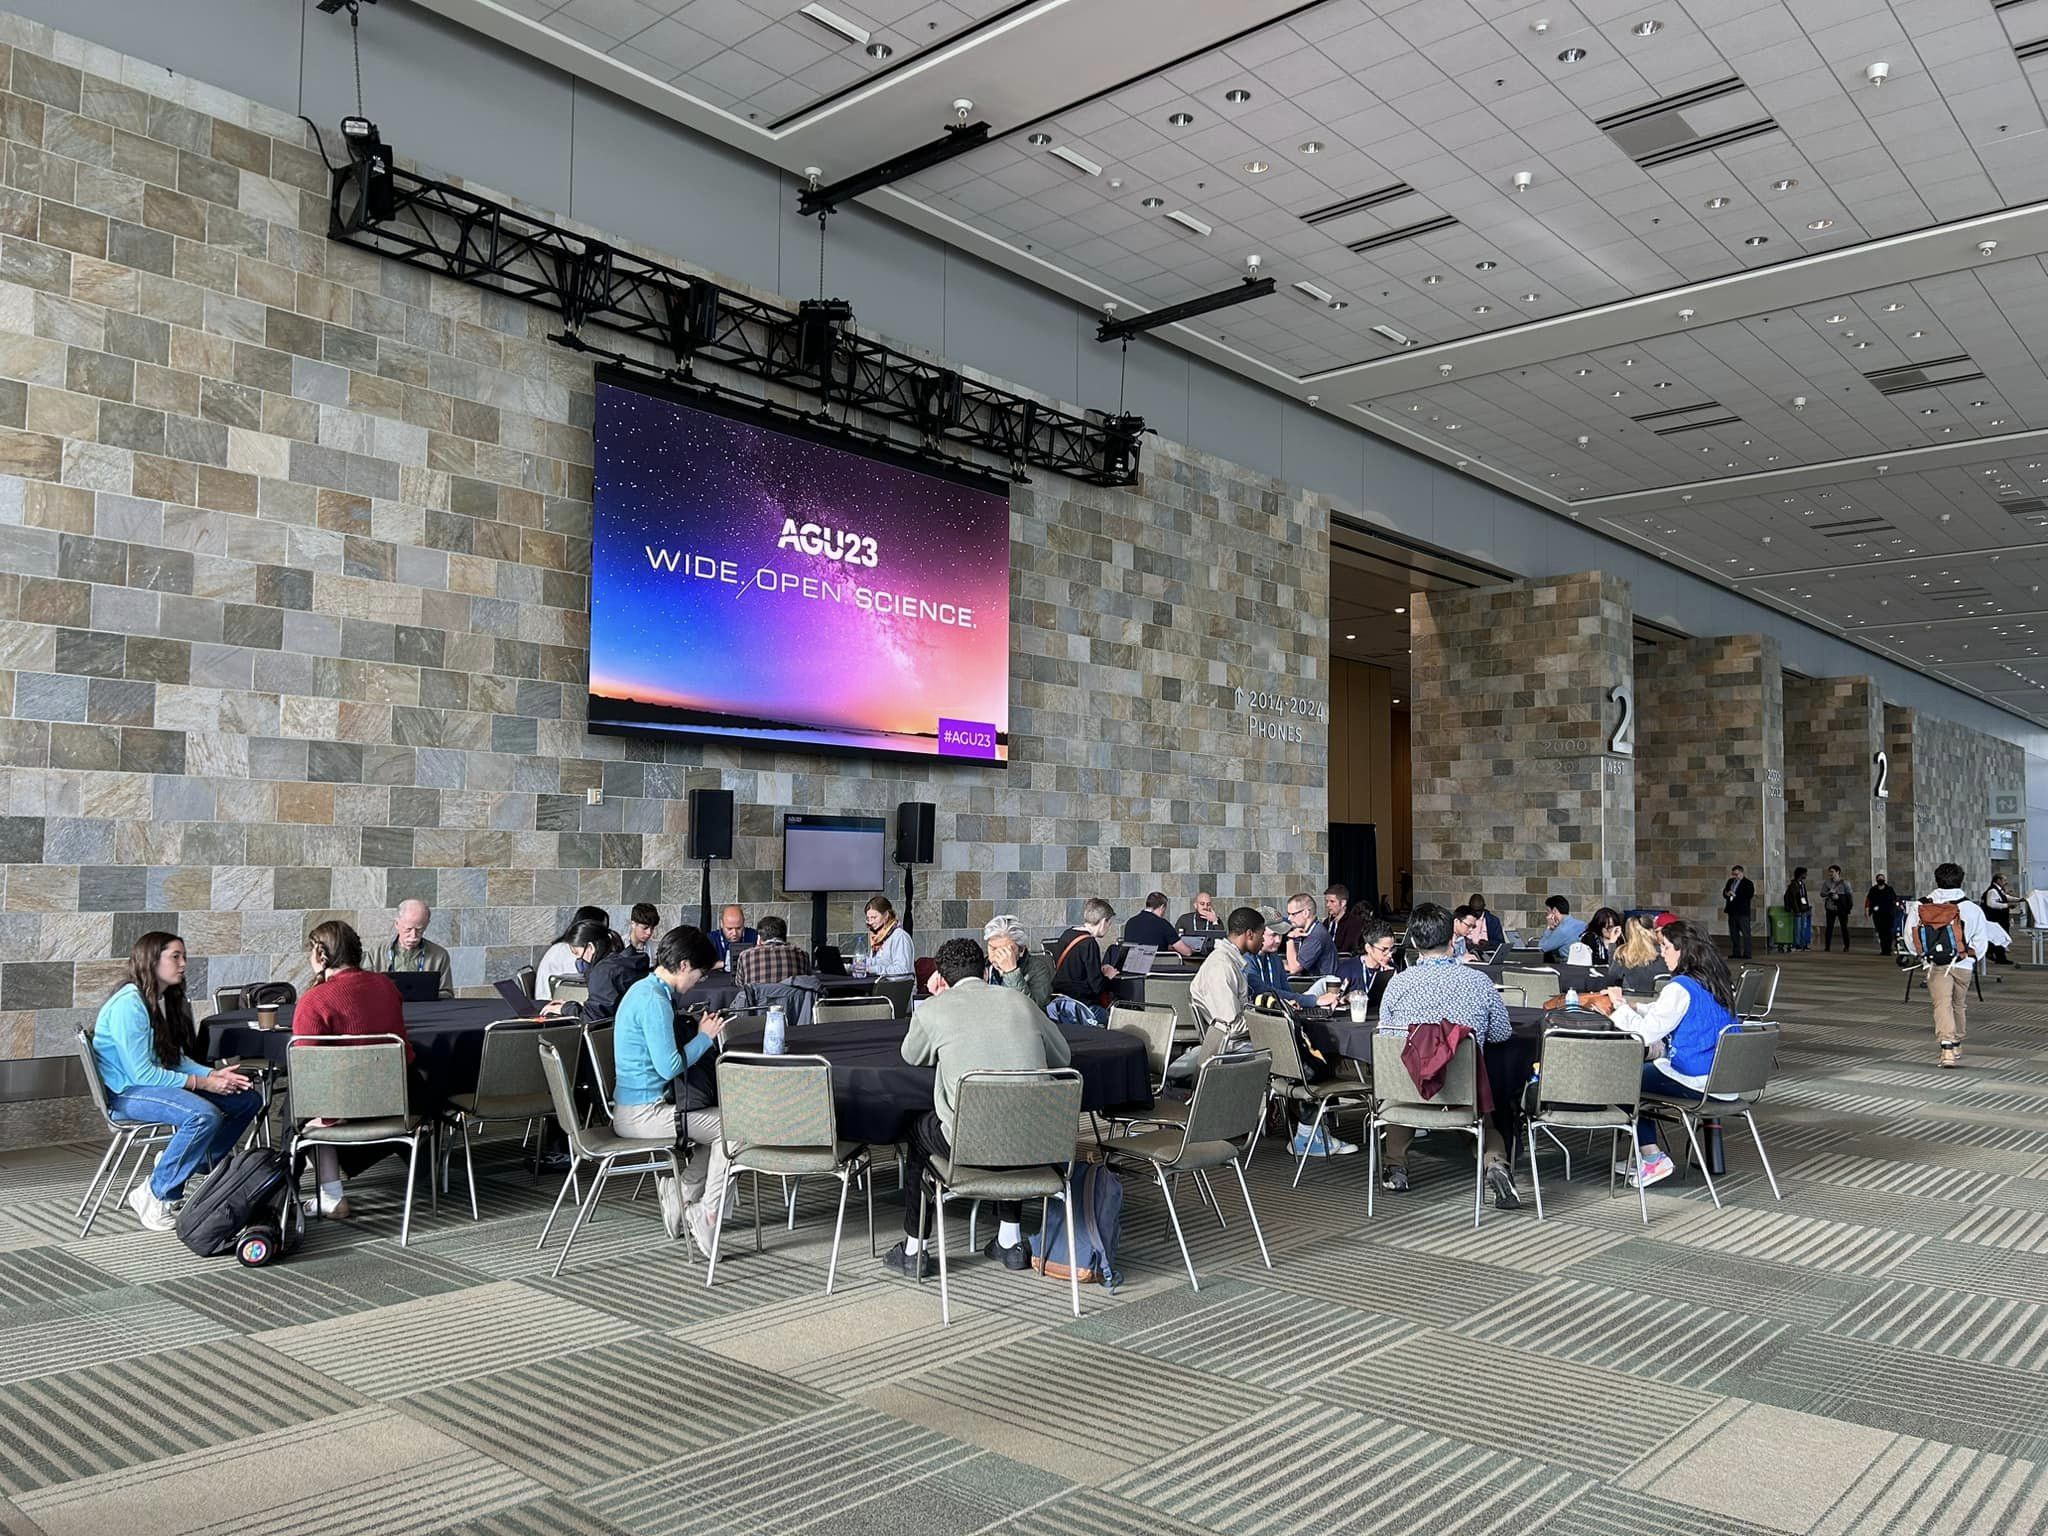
left=175, top=1146, right=305, bottom=1267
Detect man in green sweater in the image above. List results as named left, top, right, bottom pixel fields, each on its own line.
left=887, top=937, right=1073, bottom=1278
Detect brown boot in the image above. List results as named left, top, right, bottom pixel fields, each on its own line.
left=1939, top=1040, right=1962, bottom=1069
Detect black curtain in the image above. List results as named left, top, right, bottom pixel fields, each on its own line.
left=1329, top=823, right=1380, bottom=910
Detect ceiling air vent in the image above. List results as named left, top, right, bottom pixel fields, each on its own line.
left=2017, top=34, right=2048, bottom=61
left=1864, top=355, right=1984, bottom=395
left=1301, top=183, right=1416, bottom=226
left=1346, top=214, right=1458, bottom=254
left=1814, top=517, right=1892, bottom=538
left=1630, top=401, right=1742, bottom=434
left=1595, top=78, right=1778, bottom=168
left=2003, top=497, right=2048, bottom=517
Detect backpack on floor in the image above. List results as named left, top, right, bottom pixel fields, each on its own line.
left=1031, top=1161, right=1121, bottom=1291
left=176, top=1146, right=303, bottom=1265
left=1909, top=902, right=1970, bottom=967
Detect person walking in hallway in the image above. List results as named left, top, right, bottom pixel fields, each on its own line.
left=1903, top=863, right=1989, bottom=1070
left=1722, top=865, right=1754, bottom=960
left=1785, top=868, right=1812, bottom=951
left=1982, top=874, right=2012, bottom=965
left=1867, top=874, right=1900, bottom=956
left=1821, top=866, right=1854, bottom=952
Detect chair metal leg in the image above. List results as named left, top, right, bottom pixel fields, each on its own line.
left=1742, top=1111, right=1783, bottom=1200
left=552, top=1153, right=611, bottom=1277
left=536, top=1159, right=581, bottom=1251
left=864, top=1155, right=876, bottom=1256
left=1366, top=1119, right=1378, bottom=1218
left=400, top=1132, right=422, bottom=1246
left=1631, top=1138, right=1649, bottom=1226
left=968, top=1198, right=979, bottom=1251
left=1155, top=1165, right=1199, bottom=1290
left=115, top=1135, right=153, bottom=1210
left=1677, top=1112, right=1721, bottom=1209
left=751, top=1171, right=764, bottom=1252
left=78, top=1132, right=123, bottom=1217
left=826, top=1169, right=850, bottom=1294
left=1230, top=1158, right=1272, bottom=1269
left=462, top=1117, right=480, bottom=1222
left=786, top=1175, right=799, bottom=1230
left=704, top=1170, right=727, bottom=1289
left=934, top=1187, right=951, bottom=1326
left=427, top=1125, right=439, bottom=1215
left=1473, top=1128, right=1485, bottom=1229
left=1063, top=1178, right=1080, bottom=1317
left=1527, top=1126, right=1544, bottom=1221
left=1196, top=1168, right=1226, bottom=1229
left=1291, top=1099, right=1330, bottom=1188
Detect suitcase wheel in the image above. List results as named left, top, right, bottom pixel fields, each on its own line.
left=236, top=1224, right=281, bottom=1267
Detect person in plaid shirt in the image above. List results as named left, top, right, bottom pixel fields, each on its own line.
left=733, top=916, right=813, bottom=988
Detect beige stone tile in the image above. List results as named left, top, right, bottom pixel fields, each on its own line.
left=1639, top=1402, right=1897, bottom=1533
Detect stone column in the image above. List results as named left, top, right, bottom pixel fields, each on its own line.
left=1884, top=704, right=1916, bottom=891
left=1784, top=676, right=1886, bottom=914
left=1634, top=635, right=1784, bottom=927
left=1410, top=571, right=1635, bottom=938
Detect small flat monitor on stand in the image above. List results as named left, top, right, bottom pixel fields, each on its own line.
left=784, top=813, right=888, bottom=953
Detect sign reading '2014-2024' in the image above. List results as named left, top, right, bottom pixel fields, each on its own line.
left=1237, top=687, right=1327, bottom=745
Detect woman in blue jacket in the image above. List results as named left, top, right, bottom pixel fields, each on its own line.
left=92, top=932, right=263, bottom=1231
left=1603, top=919, right=1740, bottom=1191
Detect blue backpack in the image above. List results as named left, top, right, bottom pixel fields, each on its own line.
left=1030, top=1161, right=1122, bottom=1291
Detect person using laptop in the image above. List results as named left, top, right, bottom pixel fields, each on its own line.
left=1450, top=905, right=1491, bottom=964
left=1177, top=891, right=1224, bottom=938
left=1122, top=892, right=1194, bottom=960
left=733, top=915, right=813, bottom=988
left=859, top=895, right=916, bottom=979
left=294, top=919, right=420, bottom=1219
left=627, top=903, right=661, bottom=956
left=539, top=920, right=645, bottom=1023
left=1355, top=922, right=1404, bottom=1010
left=1051, top=899, right=1119, bottom=1023
left=366, top=899, right=453, bottom=999
left=712, top=905, right=757, bottom=968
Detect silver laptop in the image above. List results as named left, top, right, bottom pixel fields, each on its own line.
left=1121, top=943, right=1158, bottom=976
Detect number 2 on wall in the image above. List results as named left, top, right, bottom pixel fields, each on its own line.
left=1608, top=685, right=1634, bottom=756
left=1873, top=749, right=1889, bottom=800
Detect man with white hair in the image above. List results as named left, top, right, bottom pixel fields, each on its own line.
left=368, top=898, right=453, bottom=998
left=984, top=914, right=1054, bottom=1010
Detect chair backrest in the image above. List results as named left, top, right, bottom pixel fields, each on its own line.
left=537, top=1039, right=587, bottom=1153
left=813, top=998, right=895, bottom=1025
left=286, top=1036, right=410, bottom=1120
left=1496, top=985, right=1526, bottom=1007
left=1238, top=1007, right=1308, bottom=1085
left=210, top=986, right=246, bottom=1017
left=516, top=964, right=538, bottom=1000
left=1108, top=1003, right=1177, bottom=1084
left=1703, top=1022, right=1780, bottom=1100
left=1500, top=966, right=1557, bottom=999
left=245, top=980, right=297, bottom=1009
left=550, top=978, right=589, bottom=1004
left=872, top=976, right=916, bottom=1018
left=949, top=1069, right=1083, bottom=1169
left=473, top=1019, right=552, bottom=1108
left=1374, top=1032, right=1479, bottom=1111
left=1141, top=974, right=1195, bottom=1033
left=73, top=1027, right=118, bottom=1124
left=582, top=1023, right=616, bottom=1114
left=1535, top=1030, right=1644, bottom=1114
left=1734, top=965, right=1778, bottom=1019
left=716, top=1052, right=836, bottom=1155
left=1180, top=1050, right=1272, bottom=1148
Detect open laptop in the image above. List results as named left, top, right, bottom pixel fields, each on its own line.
left=390, top=970, right=441, bottom=1004
left=1180, top=933, right=1215, bottom=959
left=495, top=977, right=543, bottom=1013
left=1120, top=943, right=1158, bottom=977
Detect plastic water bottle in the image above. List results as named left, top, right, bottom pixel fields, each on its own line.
left=1565, top=988, right=1579, bottom=1008
left=852, top=950, right=868, bottom=979
left=765, top=1004, right=787, bottom=1056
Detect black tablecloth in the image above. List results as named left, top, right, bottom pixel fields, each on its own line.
left=203, top=998, right=520, bottom=1105
left=1108, top=968, right=1201, bottom=1005
left=1308, top=1004, right=1552, bottom=1064
left=722, top=1016, right=1152, bottom=1145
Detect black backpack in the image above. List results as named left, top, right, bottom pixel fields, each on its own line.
left=176, top=1146, right=303, bottom=1265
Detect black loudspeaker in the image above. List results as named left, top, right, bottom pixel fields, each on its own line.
left=689, top=788, right=735, bottom=861
left=896, top=801, right=936, bottom=865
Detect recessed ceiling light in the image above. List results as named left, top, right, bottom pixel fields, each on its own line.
left=1164, top=209, right=1212, bottom=236
left=1224, top=88, right=1251, bottom=103
left=1423, top=274, right=1443, bottom=285
left=1971, top=400, right=1988, bottom=407
left=1705, top=196, right=1730, bottom=209
left=864, top=40, right=893, bottom=58
left=1168, top=111, right=1194, bottom=126
left=799, top=2, right=871, bottom=47
left=1575, top=368, right=1590, bottom=376
left=1992, top=419, right=2007, bottom=426
left=1328, top=299, right=1349, bottom=311
left=1558, top=46, right=1587, bottom=60
left=1883, top=302, right=1904, bottom=312
left=1910, top=330, right=1925, bottom=338
left=1394, top=606, right=1406, bottom=614
left=1475, top=259, right=1498, bottom=271
left=1808, top=219, right=1834, bottom=230
left=1299, top=140, right=1324, bottom=154
left=1140, top=196, right=1164, bottom=208
left=1826, top=313, right=1846, bottom=323
left=1522, top=292, right=1540, bottom=302
left=1622, top=357, right=1635, bottom=366
left=1611, top=389, right=1623, bottom=397
left=1744, top=235, right=1769, bottom=245
left=1027, top=132, right=1051, bottom=145
left=1244, top=159, right=1269, bottom=173
left=1920, top=407, right=1937, bottom=415
left=1632, top=19, right=1663, bottom=35
left=1771, top=177, right=1797, bottom=191
left=1346, top=633, right=1356, bottom=640
left=1473, top=304, right=1492, bottom=314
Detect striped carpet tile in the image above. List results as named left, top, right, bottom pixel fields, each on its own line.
left=1986, top=1176, right=2048, bottom=1213
left=178, top=1454, right=538, bottom=1536
left=0, top=1247, right=121, bottom=1308
left=158, top=1243, right=488, bottom=1330
left=1108, top=1401, right=1590, bottom=1534
left=0, top=1285, right=223, bottom=1385
left=414, top=1204, right=675, bottom=1281
left=1380, top=1208, right=1634, bottom=1275
left=0, top=1339, right=361, bottom=1494
left=1891, top=1242, right=2048, bottom=1307
left=256, top=1279, right=641, bottom=1397
left=532, top=1241, right=858, bottom=1330
left=397, top=1333, right=833, bottom=1491
left=1769, top=1085, right=1930, bottom=1115
left=1325, top=1329, right=1721, bottom=1479
left=1655, top=1205, right=1929, bottom=1276
left=580, top=1401, right=978, bottom=1536
left=1946, top=1205, right=2048, bottom=1254
left=1453, top=1277, right=1789, bottom=1389
left=1541, top=1484, right=1801, bottom=1536
left=1784, top=1152, right=2013, bottom=1201
left=1249, top=1238, right=1529, bottom=1322
left=1811, top=1435, right=2048, bottom=1535
left=981, top=1485, right=1239, bottom=1536
left=1556, top=1237, right=1878, bottom=1327
left=1774, top=1178, right=1993, bottom=1236
left=1856, top=1121, right=2048, bottom=1152
left=1826, top=1281, right=2048, bottom=1369
left=422, top=1494, right=639, bottom=1536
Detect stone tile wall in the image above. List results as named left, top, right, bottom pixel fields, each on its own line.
left=1902, top=710, right=2024, bottom=896
left=1783, top=675, right=1886, bottom=892
left=0, top=15, right=1328, bottom=1090
left=1885, top=704, right=1915, bottom=891
left=1410, top=571, right=1635, bottom=937
left=1633, top=633, right=1783, bottom=926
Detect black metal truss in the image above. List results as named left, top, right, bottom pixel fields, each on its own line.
left=329, top=161, right=1143, bottom=485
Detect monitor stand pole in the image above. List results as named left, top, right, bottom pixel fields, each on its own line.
left=698, top=859, right=713, bottom=933
left=811, top=890, right=829, bottom=955
left=901, top=862, right=915, bottom=937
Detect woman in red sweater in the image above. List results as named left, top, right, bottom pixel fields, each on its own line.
left=293, top=919, right=413, bottom=1218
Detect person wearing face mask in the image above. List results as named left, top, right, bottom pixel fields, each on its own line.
left=539, top=920, right=644, bottom=1023
left=92, top=931, right=261, bottom=1231
left=858, top=894, right=916, bottom=979
left=292, top=919, right=418, bottom=1219
left=537, top=906, right=609, bottom=998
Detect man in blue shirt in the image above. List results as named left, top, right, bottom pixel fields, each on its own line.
left=711, top=904, right=758, bottom=967
left=1282, top=892, right=1337, bottom=978
left=1534, top=896, right=1588, bottom=958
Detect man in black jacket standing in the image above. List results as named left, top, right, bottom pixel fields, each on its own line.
left=1723, top=865, right=1755, bottom=960
left=1867, top=874, right=1900, bottom=955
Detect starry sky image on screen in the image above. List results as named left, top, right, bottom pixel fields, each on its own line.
left=588, top=382, right=1011, bottom=759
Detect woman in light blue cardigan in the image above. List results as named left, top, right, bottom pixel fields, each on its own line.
left=92, top=932, right=262, bottom=1231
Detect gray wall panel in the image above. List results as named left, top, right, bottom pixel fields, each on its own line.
left=782, top=201, right=947, bottom=360
left=1281, top=404, right=1365, bottom=514
left=573, top=88, right=781, bottom=297
left=941, top=250, right=1079, bottom=409
left=1187, top=366, right=1284, bottom=482
left=302, top=0, right=574, bottom=214
left=1079, top=329, right=1189, bottom=447
left=4, top=0, right=301, bottom=113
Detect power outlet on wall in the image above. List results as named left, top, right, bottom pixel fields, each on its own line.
left=586, top=787, right=603, bottom=805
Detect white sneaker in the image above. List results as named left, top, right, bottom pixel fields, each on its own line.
left=657, top=1176, right=684, bottom=1240
left=685, top=1199, right=717, bottom=1259
left=1631, top=1152, right=1676, bottom=1189
left=126, top=1184, right=177, bottom=1232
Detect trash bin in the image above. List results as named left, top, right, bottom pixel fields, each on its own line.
left=1767, top=905, right=1795, bottom=953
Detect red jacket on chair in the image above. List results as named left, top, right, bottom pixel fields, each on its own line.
left=1399, top=1019, right=1492, bottom=1113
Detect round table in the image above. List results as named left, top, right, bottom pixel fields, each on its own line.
left=203, top=998, right=520, bottom=1107
left=1307, top=1004, right=1552, bottom=1064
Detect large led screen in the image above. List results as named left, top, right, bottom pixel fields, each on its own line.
left=588, top=376, right=1011, bottom=763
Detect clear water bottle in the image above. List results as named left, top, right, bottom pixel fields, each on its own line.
left=852, top=950, right=868, bottom=979
left=1565, top=988, right=1579, bottom=1008
left=764, top=1004, right=787, bottom=1056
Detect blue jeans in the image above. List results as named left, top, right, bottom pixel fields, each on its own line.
left=1636, top=1061, right=1705, bottom=1147
left=1795, top=913, right=1812, bottom=948
left=108, top=1084, right=265, bottom=1199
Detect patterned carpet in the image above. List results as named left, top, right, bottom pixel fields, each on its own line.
left=4, top=954, right=2047, bottom=1536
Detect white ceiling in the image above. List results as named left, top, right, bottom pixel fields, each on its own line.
left=423, top=0, right=2048, bottom=722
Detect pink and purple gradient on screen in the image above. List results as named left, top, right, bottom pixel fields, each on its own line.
left=588, top=383, right=1011, bottom=759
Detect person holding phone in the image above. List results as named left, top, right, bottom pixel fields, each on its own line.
left=612, top=925, right=733, bottom=1256
left=92, top=931, right=262, bottom=1231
